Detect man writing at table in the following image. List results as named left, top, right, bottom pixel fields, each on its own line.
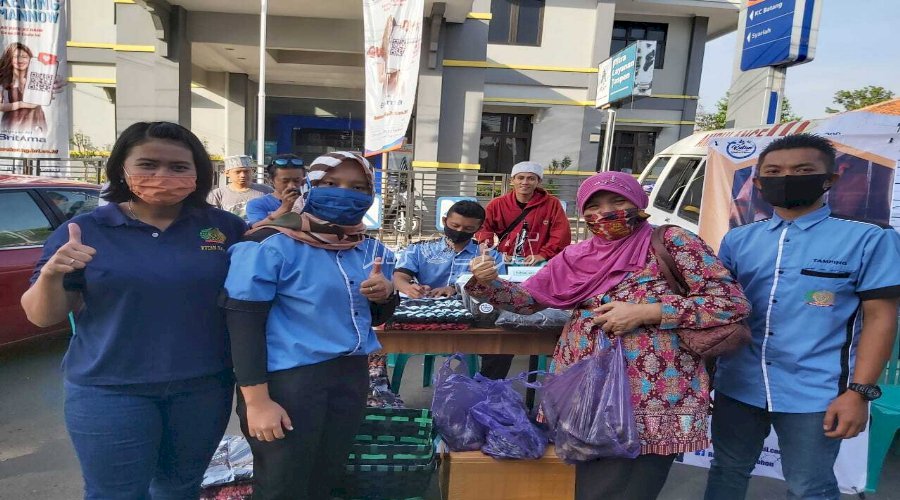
left=393, top=200, right=512, bottom=379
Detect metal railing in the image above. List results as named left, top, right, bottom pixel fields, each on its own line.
left=0, top=157, right=108, bottom=184
left=370, top=169, right=591, bottom=248
left=15, top=161, right=594, bottom=247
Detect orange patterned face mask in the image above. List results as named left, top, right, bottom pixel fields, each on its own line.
left=584, top=208, right=649, bottom=240
left=125, top=172, right=197, bottom=206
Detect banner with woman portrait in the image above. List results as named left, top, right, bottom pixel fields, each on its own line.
left=0, top=0, right=68, bottom=157
left=363, top=0, right=423, bottom=156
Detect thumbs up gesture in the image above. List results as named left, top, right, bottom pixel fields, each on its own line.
left=469, top=244, right=499, bottom=285
left=45, top=223, right=97, bottom=277
left=361, top=257, right=394, bottom=304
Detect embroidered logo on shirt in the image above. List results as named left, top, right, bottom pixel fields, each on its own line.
left=199, top=227, right=227, bottom=251
left=805, top=290, right=835, bottom=307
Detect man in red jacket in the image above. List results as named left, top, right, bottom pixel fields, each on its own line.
left=476, top=161, right=571, bottom=265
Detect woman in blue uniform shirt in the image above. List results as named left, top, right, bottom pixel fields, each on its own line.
left=21, top=121, right=247, bottom=499
left=221, top=151, right=398, bottom=499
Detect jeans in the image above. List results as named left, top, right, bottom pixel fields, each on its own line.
left=236, top=355, right=368, bottom=500
left=64, top=371, right=234, bottom=500
left=704, top=392, right=842, bottom=500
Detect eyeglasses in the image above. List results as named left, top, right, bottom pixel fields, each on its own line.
left=273, top=158, right=304, bottom=167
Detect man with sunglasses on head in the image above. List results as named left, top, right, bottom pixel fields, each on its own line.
left=247, top=154, right=307, bottom=228
left=208, top=159, right=274, bottom=220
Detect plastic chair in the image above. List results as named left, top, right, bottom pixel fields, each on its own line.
left=389, top=354, right=479, bottom=394
left=866, top=322, right=900, bottom=492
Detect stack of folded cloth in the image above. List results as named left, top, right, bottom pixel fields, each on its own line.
left=387, top=298, right=475, bottom=331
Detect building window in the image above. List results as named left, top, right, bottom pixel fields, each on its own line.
left=597, top=130, right=657, bottom=174
left=610, top=21, right=667, bottom=69
left=479, top=113, right=532, bottom=174
left=292, top=128, right=364, bottom=166
left=489, top=0, right=544, bottom=46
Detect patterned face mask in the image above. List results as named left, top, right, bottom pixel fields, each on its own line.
left=584, top=208, right=649, bottom=240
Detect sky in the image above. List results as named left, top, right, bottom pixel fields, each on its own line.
left=698, top=0, right=900, bottom=119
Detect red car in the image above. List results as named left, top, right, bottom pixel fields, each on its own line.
left=0, top=175, right=100, bottom=347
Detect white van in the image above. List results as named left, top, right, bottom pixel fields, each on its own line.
left=638, top=120, right=819, bottom=233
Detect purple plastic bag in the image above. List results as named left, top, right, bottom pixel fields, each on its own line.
left=431, top=354, right=489, bottom=451
left=541, top=339, right=640, bottom=463
left=469, top=374, right=547, bottom=460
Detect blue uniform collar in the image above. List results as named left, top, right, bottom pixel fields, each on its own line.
left=766, top=204, right=831, bottom=232
left=92, top=202, right=201, bottom=227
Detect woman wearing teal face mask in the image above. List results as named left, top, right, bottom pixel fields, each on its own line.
left=220, top=152, right=399, bottom=499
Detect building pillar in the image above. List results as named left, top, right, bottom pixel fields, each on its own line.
left=226, top=73, right=249, bottom=156
left=115, top=3, right=191, bottom=134
left=578, top=0, right=617, bottom=171
left=680, top=16, right=709, bottom=139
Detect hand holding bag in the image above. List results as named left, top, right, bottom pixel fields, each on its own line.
left=650, top=225, right=750, bottom=359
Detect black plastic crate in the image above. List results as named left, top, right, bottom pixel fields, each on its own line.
left=355, top=408, right=433, bottom=443
left=337, top=460, right=436, bottom=500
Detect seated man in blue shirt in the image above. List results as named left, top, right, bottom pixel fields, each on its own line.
left=705, top=134, right=900, bottom=500
left=393, top=200, right=511, bottom=379
left=246, top=154, right=306, bottom=227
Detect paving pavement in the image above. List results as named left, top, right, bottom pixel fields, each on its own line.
left=1, top=335, right=898, bottom=499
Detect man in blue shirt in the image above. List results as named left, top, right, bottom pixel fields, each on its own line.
left=705, top=134, right=900, bottom=500
left=246, top=154, right=305, bottom=226
left=393, top=200, right=511, bottom=378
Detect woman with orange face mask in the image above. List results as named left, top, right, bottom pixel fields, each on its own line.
left=21, top=122, right=247, bottom=499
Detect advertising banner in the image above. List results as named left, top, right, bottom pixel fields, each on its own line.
left=363, top=0, right=423, bottom=156
left=699, top=105, right=900, bottom=250
left=0, top=0, right=69, bottom=158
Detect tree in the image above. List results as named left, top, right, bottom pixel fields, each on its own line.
left=696, top=93, right=802, bottom=131
left=825, top=86, right=895, bottom=113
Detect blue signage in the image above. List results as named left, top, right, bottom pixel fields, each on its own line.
left=740, top=0, right=817, bottom=72
left=608, top=44, right=637, bottom=103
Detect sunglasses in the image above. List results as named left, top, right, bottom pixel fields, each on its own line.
left=273, top=158, right=304, bottom=167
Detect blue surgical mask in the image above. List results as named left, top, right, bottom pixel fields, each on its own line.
left=303, top=187, right=373, bottom=225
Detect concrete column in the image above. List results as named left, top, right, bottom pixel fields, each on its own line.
left=578, top=0, right=617, bottom=172
left=436, top=3, right=489, bottom=166
left=679, top=16, right=708, bottom=139
left=226, top=73, right=249, bottom=156
left=115, top=3, right=191, bottom=134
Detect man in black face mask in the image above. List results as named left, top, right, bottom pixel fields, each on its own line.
left=393, top=200, right=514, bottom=379
left=705, top=134, right=900, bottom=500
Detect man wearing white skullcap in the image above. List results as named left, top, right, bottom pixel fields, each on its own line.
left=477, top=160, right=571, bottom=266
left=474, top=160, right=571, bottom=379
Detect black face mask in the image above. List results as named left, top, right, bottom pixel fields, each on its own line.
left=757, top=174, right=832, bottom=209
left=444, top=227, right=476, bottom=244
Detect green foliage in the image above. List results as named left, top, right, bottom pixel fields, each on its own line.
left=697, top=93, right=802, bottom=131
left=825, top=86, right=895, bottom=113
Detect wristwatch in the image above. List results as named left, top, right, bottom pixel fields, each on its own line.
left=847, top=383, right=882, bottom=401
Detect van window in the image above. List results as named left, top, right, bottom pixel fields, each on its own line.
left=653, top=157, right=702, bottom=212
left=640, top=156, right=670, bottom=188
left=677, top=164, right=706, bottom=224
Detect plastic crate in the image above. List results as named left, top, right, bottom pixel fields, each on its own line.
left=348, top=441, right=433, bottom=466
left=338, top=460, right=436, bottom=500
left=355, top=408, right=433, bottom=443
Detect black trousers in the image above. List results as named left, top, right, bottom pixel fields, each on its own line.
left=479, top=354, right=514, bottom=379
left=575, top=453, right=677, bottom=500
left=236, top=355, right=368, bottom=500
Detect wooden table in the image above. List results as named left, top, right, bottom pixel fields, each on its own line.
left=440, top=445, right=575, bottom=500
left=377, top=326, right=560, bottom=408
left=376, top=327, right=559, bottom=356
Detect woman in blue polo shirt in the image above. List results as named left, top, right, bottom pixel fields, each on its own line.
left=21, top=122, right=247, bottom=499
left=221, top=151, right=397, bottom=500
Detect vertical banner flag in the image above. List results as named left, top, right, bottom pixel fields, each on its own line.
left=363, top=0, right=423, bottom=157
left=0, top=0, right=69, bottom=157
